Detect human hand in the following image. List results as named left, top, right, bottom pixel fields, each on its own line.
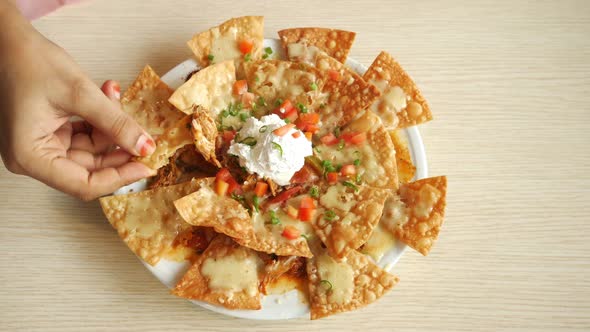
left=0, top=3, right=155, bottom=201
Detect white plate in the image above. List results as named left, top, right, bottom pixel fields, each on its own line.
left=114, top=38, right=428, bottom=320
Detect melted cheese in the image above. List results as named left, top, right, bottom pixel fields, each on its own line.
left=318, top=143, right=384, bottom=185
left=362, top=223, right=396, bottom=262
left=201, top=254, right=260, bottom=296
left=287, top=42, right=321, bottom=64
left=369, top=79, right=411, bottom=129
left=317, top=254, right=354, bottom=304
left=123, top=189, right=184, bottom=238
left=320, top=184, right=356, bottom=212
left=413, top=184, right=442, bottom=219
left=210, top=27, right=241, bottom=63
left=381, top=196, right=409, bottom=230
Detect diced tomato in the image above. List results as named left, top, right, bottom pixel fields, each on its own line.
left=300, top=196, right=316, bottom=209
left=340, top=164, right=356, bottom=176
left=285, top=205, right=299, bottom=219
left=284, top=108, right=299, bottom=122
left=305, top=132, right=313, bottom=141
left=274, top=99, right=295, bottom=118
left=222, top=130, right=236, bottom=142
left=267, top=186, right=302, bottom=205
left=326, top=172, right=339, bottom=184
left=290, top=164, right=319, bottom=184
left=241, top=92, right=256, bottom=108
left=216, top=168, right=233, bottom=182
left=273, top=123, right=295, bottom=136
left=292, top=131, right=302, bottom=139
left=238, top=40, right=253, bottom=55
left=328, top=69, right=341, bottom=81
left=215, top=168, right=241, bottom=194
left=298, top=112, right=320, bottom=125
left=215, top=179, right=229, bottom=196
left=341, top=131, right=367, bottom=145
left=305, top=124, right=320, bottom=133
left=281, top=226, right=301, bottom=240
left=320, top=133, right=339, bottom=146
left=254, top=181, right=268, bottom=197
left=233, top=80, right=248, bottom=95
left=298, top=207, right=315, bottom=222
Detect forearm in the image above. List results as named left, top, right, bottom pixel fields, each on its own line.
left=0, top=1, right=36, bottom=52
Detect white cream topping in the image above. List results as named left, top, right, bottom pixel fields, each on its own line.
left=228, top=114, right=312, bottom=185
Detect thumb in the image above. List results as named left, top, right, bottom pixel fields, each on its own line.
left=66, top=78, right=155, bottom=157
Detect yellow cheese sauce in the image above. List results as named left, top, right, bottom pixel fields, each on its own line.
left=201, top=253, right=261, bottom=297
left=317, top=253, right=354, bottom=304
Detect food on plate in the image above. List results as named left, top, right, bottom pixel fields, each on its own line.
left=99, top=16, right=447, bottom=320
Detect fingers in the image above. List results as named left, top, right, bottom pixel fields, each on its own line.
left=101, top=80, right=121, bottom=101
left=64, top=78, right=155, bottom=157
left=66, top=148, right=132, bottom=171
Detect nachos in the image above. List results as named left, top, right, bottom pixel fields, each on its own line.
left=100, top=16, right=447, bottom=320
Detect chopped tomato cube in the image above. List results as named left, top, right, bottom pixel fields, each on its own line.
left=282, top=226, right=301, bottom=240
left=216, top=168, right=232, bottom=182
left=285, top=108, right=299, bottom=122
left=349, top=132, right=367, bottom=145
left=298, top=112, right=320, bottom=125
left=305, top=124, right=319, bottom=133
left=254, top=181, right=268, bottom=197
left=328, top=69, right=341, bottom=81
left=326, top=172, right=339, bottom=184
left=273, top=123, right=295, bottom=136
left=222, top=130, right=236, bottom=142
left=238, top=40, right=254, bottom=55
left=298, top=207, right=315, bottom=222
left=340, top=164, right=356, bottom=176
left=320, top=133, right=339, bottom=146
left=274, top=99, right=295, bottom=116
left=215, top=168, right=240, bottom=194
left=305, top=132, right=313, bottom=141
left=285, top=205, right=299, bottom=219
left=215, top=179, right=229, bottom=196
left=290, top=164, right=319, bottom=184
left=292, top=131, right=302, bottom=138
left=267, top=186, right=302, bottom=205
left=241, top=92, right=256, bottom=108
left=300, top=196, right=316, bottom=209
left=233, top=80, right=248, bottom=95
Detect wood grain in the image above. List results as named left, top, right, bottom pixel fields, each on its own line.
left=1, top=0, right=589, bottom=330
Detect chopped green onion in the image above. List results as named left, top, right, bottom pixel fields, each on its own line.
left=244, top=53, right=252, bottom=62
left=262, top=54, right=269, bottom=59
left=333, top=127, right=341, bottom=138
left=297, top=103, right=308, bottom=113
left=231, top=193, right=246, bottom=205
left=254, top=75, right=260, bottom=82
left=337, top=139, right=345, bottom=151
left=275, top=98, right=283, bottom=107
left=320, top=279, right=333, bottom=291
left=220, top=109, right=229, bottom=118
left=269, top=210, right=281, bottom=225
left=256, top=96, right=267, bottom=107
left=309, top=185, right=319, bottom=198
left=208, top=54, right=214, bottom=61
left=343, top=181, right=359, bottom=192
left=239, top=112, right=250, bottom=122
left=321, top=160, right=336, bottom=175
left=324, top=210, right=336, bottom=221
left=354, top=158, right=361, bottom=166
left=240, top=136, right=257, bottom=146
left=259, top=125, right=268, bottom=133
left=314, top=147, right=322, bottom=154
left=355, top=174, right=362, bottom=184
left=310, top=82, right=318, bottom=91
left=319, top=103, right=326, bottom=109
left=301, top=234, right=309, bottom=240
left=252, top=196, right=260, bottom=213
left=264, top=47, right=273, bottom=55
left=271, top=142, right=283, bottom=157
left=228, top=103, right=240, bottom=116
left=353, top=150, right=361, bottom=158
left=306, top=156, right=323, bottom=173
left=284, top=118, right=291, bottom=124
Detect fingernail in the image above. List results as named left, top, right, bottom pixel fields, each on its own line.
left=135, top=134, right=156, bottom=157
left=113, top=83, right=121, bottom=100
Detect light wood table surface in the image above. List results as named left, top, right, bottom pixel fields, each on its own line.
left=1, top=0, right=589, bottom=331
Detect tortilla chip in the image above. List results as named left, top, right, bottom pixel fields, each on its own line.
left=173, top=178, right=253, bottom=240
left=307, top=249, right=399, bottom=320
left=121, top=65, right=184, bottom=136
left=99, top=179, right=206, bottom=265
left=389, top=130, right=416, bottom=184
left=363, top=51, right=432, bottom=129
left=187, top=16, right=264, bottom=76
left=278, top=28, right=356, bottom=63
left=168, top=61, right=236, bottom=116
left=315, top=111, right=398, bottom=190
left=392, top=176, right=447, bottom=255
left=172, top=235, right=263, bottom=310
left=235, top=195, right=314, bottom=257
left=260, top=255, right=301, bottom=294
left=134, top=114, right=194, bottom=171
left=313, top=52, right=381, bottom=134
left=311, top=183, right=390, bottom=260
left=191, top=107, right=221, bottom=167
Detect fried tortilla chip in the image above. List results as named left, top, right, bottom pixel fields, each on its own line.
left=99, top=178, right=206, bottom=265
left=363, top=51, right=432, bottom=129
left=168, top=61, right=236, bottom=116
left=311, top=183, right=390, bottom=260
left=313, top=52, right=381, bottom=134
left=315, top=111, right=398, bottom=190
left=121, top=65, right=184, bottom=136
left=307, top=249, right=399, bottom=320
left=235, top=194, right=314, bottom=257
left=173, top=178, right=253, bottom=239
left=389, top=130, right=416, bottom=184
left=278, top=27, right=356, bottom=63
left=379, top=176, right=447, bottom=256
left=172, top=235, right=263, bottom=310
left=244, top=60, right=325, bottom=111
left=191, top=107, right=221, bottom=167
left=187, top=16, right=264, bottom=76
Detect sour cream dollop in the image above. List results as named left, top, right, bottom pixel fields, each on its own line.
left=228, top=114, right=312, bottom=185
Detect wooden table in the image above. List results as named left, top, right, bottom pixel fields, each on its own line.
left=1, top=0, right=589, bottom=330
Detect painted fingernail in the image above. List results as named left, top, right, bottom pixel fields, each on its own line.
left=113, top=82, right=121, bottom=100
left=135, top=134, right=156, bottom=157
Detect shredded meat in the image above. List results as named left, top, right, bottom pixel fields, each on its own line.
left=259, top=256, right=300, bottom=294
left=173, top=227, right=210, bottom=254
